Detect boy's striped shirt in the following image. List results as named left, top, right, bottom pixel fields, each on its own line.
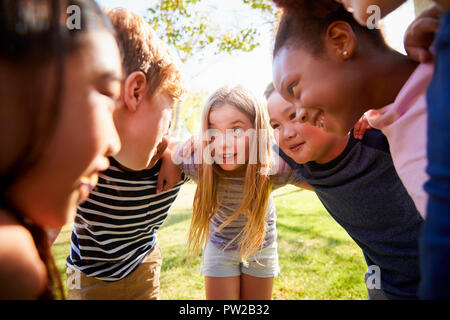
left=66, top=158, right=187, bottom=282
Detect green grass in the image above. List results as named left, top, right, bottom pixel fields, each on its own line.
left=51, top=183, right=367, bottom=300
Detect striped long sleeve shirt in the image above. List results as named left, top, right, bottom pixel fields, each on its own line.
left=66, top=157, right=187, bottom=282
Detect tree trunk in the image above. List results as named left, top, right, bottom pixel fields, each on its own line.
left=414, top=0, right=434, bottom=16
left=172, top=101, right=182, bottom=139
left=172, top=55, right=190, bottom=140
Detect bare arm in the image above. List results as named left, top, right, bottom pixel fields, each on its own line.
left=296, top=181, right=315, bottom=192
left=0, top=212, right=47, bottom=299
left=353, top=113, right=372, bottom=140
left=156, top=140, right=183, bottom=193
left=404, top=5, right=442, bottom=63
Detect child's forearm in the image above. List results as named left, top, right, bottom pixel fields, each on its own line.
left=156, top=145, right=183, bottom=193
left=404, top=5, right=442, bottom=63
left=0, top=221, right=47, bottom=299
left=296, top=181, right=314, bottom=192
left=47, top=228, right=61, bottom=246
left=168, top=139, right=181, bottom=151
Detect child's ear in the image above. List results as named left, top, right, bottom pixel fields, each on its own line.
left=123, top=71, right=147, bottom=112
left=325, top=21, right=356, bottom=61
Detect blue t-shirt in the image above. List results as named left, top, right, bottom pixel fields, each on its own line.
left=277, top=129, right=423, bottom=298
left=421, top=10, right=450, bottom=299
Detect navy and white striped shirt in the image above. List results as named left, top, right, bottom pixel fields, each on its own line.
left=66, top=157, right=187, bottom=282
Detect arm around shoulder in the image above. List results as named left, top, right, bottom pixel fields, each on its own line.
left=157, top=140, right=184, bottom=193
left=296, top=181, right=314, bottom=192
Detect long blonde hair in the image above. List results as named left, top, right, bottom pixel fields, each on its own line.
left=188, top=85, right=274, bottom=263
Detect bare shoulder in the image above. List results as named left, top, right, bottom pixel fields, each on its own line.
left=0, top=209, right=47, bottom=299
left=0, top=209, right=34, bottom=243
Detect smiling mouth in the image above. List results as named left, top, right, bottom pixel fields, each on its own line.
left=77, top=176, right=98, bottom=203
left=81, top=182, right=95, bottom=193
left=222, top=153, right=236, bottom=158
left=80, top=174, right=98, bottom=187
left=289, top=142, right=305, bottom=152
left=214, top=152, right=240, bottom=165
left=221, top=153, right=237, bottom=162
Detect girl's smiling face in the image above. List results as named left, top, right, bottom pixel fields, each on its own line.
left=272, top=45, right=366, bottom=137
left=8, top=31, right=122, bottom=229
left=268, top=90, right=346, bottom=164
left=207, top=103, right=254, bottom=173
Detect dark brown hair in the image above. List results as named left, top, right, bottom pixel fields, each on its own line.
left=0, top=0, right=117, bottom=300
left=273, top=0, right=386, bottom=57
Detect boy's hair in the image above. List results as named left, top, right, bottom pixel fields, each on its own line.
left=106, top=8, right=185, bottom=100
left=273, top=0, right=387, bottom=57
left=264, top=82, right=276, bottom=101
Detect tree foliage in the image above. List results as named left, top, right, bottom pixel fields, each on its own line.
left=146, top=0, right=279, bottom=63
left=173, top=91, right=208, bottom=137
left=146, top=0, right=280, bottom=138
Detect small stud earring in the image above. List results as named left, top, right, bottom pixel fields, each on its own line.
left=343, top=51, right=348, bottom=57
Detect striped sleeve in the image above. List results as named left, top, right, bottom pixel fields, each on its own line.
left=66, top=159, right=185, bottom=281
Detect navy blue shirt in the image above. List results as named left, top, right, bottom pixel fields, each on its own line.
left=277, top=129, right=423, bottom=298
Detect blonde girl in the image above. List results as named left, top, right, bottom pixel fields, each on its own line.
left=164, top=85, right=306, bottom=299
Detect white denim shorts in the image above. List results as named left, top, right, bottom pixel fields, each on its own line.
left=201, top=240, right=280, bottom=278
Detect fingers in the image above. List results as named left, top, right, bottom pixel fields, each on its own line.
left=414, top=16, right=441, bottom=34
left=189, top=136, right=195, bottom=154
left=404, top=7, right=441, bottom=63
left=182, top=140, right=190, bottom=158
left=182, top=136, right=196, bottom=158
left=159, top=136, right=169, bottom=152
left=353, top=114, right=372, bottom=140
left=417, top=4, right=443, bottom=19
left=359, top=122, right=372, bottom=140
left=156, top=175, right=165, bottom=194
left=353, top=120, right=363, bottom=140
left=160, top=169, right=182, bottom=192
left=406, top=47, right=433, bottom=63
